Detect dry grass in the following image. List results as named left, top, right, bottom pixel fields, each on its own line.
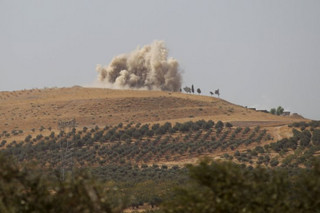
left=0, top=86, right=306, bottom=131
left=0, top=86, right=307, bottom=151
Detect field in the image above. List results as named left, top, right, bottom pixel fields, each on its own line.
left=0, top=86, right=305, bottom=133
left=1, top=86, right=320, bottom=212
left=0, top=86, right=310, bottom=166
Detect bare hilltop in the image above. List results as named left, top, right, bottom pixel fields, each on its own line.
left=0, top=86, right=305, bottom=132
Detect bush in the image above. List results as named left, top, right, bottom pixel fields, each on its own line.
left=215, top=121, right=224, bottom=129
left=234, top=150, right=240, bottom=156
left=205, top=120, right=214, bottom=129
left=0, top=140, right=6, bottom=147
left=225, top=122, right=233, bottom=128
left=276, top=106, right=284, bottom=115
left=312, top=129, right=320, bottom=146
left=243, top=127, right=250, bottom=135
left=270, top=158, right=279, bottom=167
left=254, top=146, right=265, bottom=154
left=164, top=159, right=320, bottom=212
left=310, top=120, right=320, bottom=128
left=25, top=135, right=32, bottom=142
left=235, top=127, right=242, bottom=134
left=163, top=159, right=292, bottom=212
left=300, top=130, right=311, bottom=147
left=0, top=154, right=122, bottom=213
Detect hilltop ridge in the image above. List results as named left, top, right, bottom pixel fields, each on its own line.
left=0, top=86, right=306, bottom=132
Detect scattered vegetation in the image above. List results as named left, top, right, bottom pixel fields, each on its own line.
left=0, top=154, right=123, bottom=213
left=1, top=154, right=320, bottom=212
left=270, top=106, right=284, bottom=115
left=0, top=120, right=272, bottom=168
left=163, top=159, right=320, bottom=213
left=2, top=115, right=320, bottom=211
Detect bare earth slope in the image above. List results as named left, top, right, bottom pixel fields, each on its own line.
left=0, top=86, right=306, bottom=132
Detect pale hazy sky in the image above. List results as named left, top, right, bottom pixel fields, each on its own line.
left=1, top=0, right=320, bottom=119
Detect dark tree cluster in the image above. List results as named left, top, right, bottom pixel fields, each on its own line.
left=163, top=159, right=320, bottom=213
left=1, top=120, right=271, bottom=168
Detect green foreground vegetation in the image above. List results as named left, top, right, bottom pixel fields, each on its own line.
left=1, top=120, right=320, bottom=212
left=1, top=155, right=320, bottom=212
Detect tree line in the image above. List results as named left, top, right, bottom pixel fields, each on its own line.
left=182, top=84, right=220, bottom=97
left=1, top=153, right=320, bottom=212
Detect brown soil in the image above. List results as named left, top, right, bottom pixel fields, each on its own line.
left=0, top=86, right=306, bottom=133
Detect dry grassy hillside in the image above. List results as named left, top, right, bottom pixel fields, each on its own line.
left=0, top=86, right=305, bottom=133
left=1, top=86, right=318, bottom=171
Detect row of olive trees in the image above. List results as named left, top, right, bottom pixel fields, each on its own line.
left=183, top=84, right=220, bottom=97
left=183, top=85, right=200, bottom=94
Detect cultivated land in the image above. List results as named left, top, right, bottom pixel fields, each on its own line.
left=1, top=86, right=320, bottom=212
left=0, top=86, right=314, bottom=168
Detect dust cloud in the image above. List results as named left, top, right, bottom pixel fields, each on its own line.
left=96, top=40, right=182, bottom=91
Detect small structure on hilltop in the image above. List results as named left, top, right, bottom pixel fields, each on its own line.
left=290, top=113, right=304, bottom=119
left=282, top=111, right=291, bottom=116
left=257, top=110, right=269, bottom=113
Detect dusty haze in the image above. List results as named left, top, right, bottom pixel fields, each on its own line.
left=96, top=41, right=182, bottom=92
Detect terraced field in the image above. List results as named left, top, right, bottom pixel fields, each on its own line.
left=1, top=120, right=320, bottom=171
left=1, top=87, right=319, bottom=211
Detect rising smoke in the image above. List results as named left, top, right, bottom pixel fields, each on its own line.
left=96, top=40, right=182, bottom=91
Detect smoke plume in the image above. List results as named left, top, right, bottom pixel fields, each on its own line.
left=96, top=40, right=182, bottom=91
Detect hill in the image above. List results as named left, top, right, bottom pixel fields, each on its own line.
left=1, top=86, right=319, bottom=211
left=0, top=86, right=313, bottom=168
left=0, top=86, right=305, bottom=132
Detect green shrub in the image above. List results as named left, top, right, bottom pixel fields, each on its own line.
left=163, top=159, right=320, bottom=213
left=242, top=127, right=250, bottom=135
left=300, top=130, right=311, bottom=147
left=270, top=158, right=279, bottom=167
left=225, top=122, right=233, bottom=128
left=163, top=159, right=292, bottom=212
left=312, top=129, right=320, bottom=146
left=0, top=154, right=123, bottom=213
left=215, top=121, right=224, bottom=129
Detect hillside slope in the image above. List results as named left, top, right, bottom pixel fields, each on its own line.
left=0, top=86, right=305, bottom=132
left=0, top=87, right=318, bottom=212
